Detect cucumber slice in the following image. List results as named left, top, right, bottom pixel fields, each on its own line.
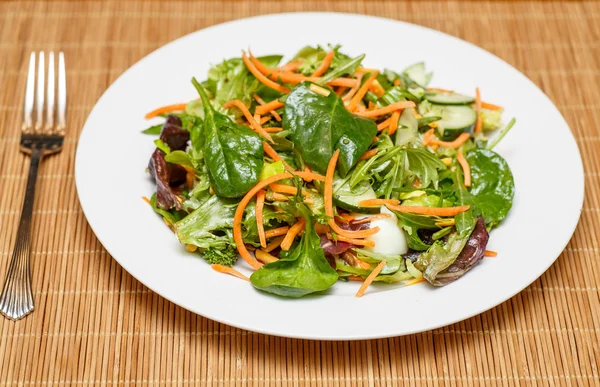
left=426, top=91, right=475, bottom=105
left=402, top=62, right=432, bottom=87
left=333, top=178, right=378, bottom=214
left=435, top=105, right=477, bottom=140
left=395, top=108, right=418, bottom=146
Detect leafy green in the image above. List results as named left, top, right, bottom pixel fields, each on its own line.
left=164, top=150, right=195, bottom=169
left=242, top=202, right=294, bottom=245
left=481, top=108, right=503, bottom=131
left=415, top=231, right=470, bottom=284
left=192, top=78, right=264, bottom=198
left=293, top=45, right=355, bottom=77
left=154, top=139, right=171, bottom=154
left=487, top=118, right=516, bottom=150
left=392, top=211, right=440, bottom=251
left=149, top=193, right=185, bottom=224
left=175, top=195, right=236, bottom=251
left=354, top=249, right=403, bottom=275
left=318, top=54, right=365, bottom=84
left=453, top=168, right=477, bottom=235
left=205, top=55, right=283, bottom=106
left=405, top=148, right=447, bottom=189
left=260, top=160, right=286, bottom=181
left=142, top=123, right=162, bottom=135
left=284, top=82, right=377, bottom=176
left=466, top=149, right=515, bottom=228
left=250, top=203, right=338, bottom=298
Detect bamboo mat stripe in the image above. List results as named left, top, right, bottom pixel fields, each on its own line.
left=0, top=1, right=599, bottom=386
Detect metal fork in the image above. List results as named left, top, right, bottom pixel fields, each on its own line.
left=0, top=52, right=66, bottom=320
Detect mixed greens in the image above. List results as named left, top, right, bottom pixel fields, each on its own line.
left=143, top=45, right=516, bottom=298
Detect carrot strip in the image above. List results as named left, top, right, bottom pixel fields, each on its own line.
left=255, top=249, right=279, bottom=264
left=263, top=141, right=283, bottom=162
left=256, top=190, right=267, bottom=248
left=347, top=70, right=379, bottom=112
left=352, top=213, right=391, bottom=225
left=327, top=78, right=359, bottom=88
left=347, top=275, right=364, bottom=282
left=358, top=199, right=400, bottom=207
left=339, top=213, right=355, bottom=222
left=355, top=101, right=416, bottom=118
left=270, top=183, right=297, bottom=195
left=482, top=101, right=503, bottom=111
left=335, top=86, right=348, bottom=96
left=369, top=79, right=385, bottom=97
left=311, top=51, right=335, bottom=77
left=386, top=203, right=470, bottom=217
left=302, top=166, right=313, bottom=182
left=249, top=53, right=315, bottom=84
left=324, top=150, right=380, bottom=239
left=377, top=117, right=392, bottom=131
left=278, top=61, right=302, bottom=72
left=255, top=99, right=285, bottom=116
left=355, top=260, right=387, bottom=297
left=342, top=72, right=363, bottom=102
left=358, top=149, right=378, bottom=161
left=233, top=173, right=296, bottom=270
left=264, top=127, right=283, bottom=133
left=314, top=223, right=331, bottom=235
left=457, top=150, right=471, bottom=187
left=145, top=103, right=187, bottom=119
left=280, top=218, right=306, bottom=251
left=393, top=79, right=401, bottom=86
left=474, top=87, right=482, bottom=133
left=260, top=116, right=271, bottom=124
left=265, top=226, right=290, bottom=239
left=422, top=128, right=435, bottom=146
left=241, top=52, right=290, bottom=93
left=142, top=196, right=151, bottom=205
left=264, top=236, right=285, bottom=253
left=388, top=111, right=401, bottom=135
left=290, top=171, right=326, bottom=182
left=484, top=250, right=498, bottom=257
left=427, top=87, right=453, bottom=93
left=270, top=192, right=290, bottom=202
left=404, top=277, right=426, bottom=286
left=223, top=99, right=274, bottom=143
left=211, top=264, right=250, bottom=281
left=186, top=244, right=198, bottom=252
left=253, top=94, right=282, bottom=121
left=441, top=157, right=452, bottom=166
left=334, top=235, right=375, bottom=248
left=434, top=132, right=471, bottom=149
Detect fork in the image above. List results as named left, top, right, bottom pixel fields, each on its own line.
left=0, top=52, right=66, bottom=320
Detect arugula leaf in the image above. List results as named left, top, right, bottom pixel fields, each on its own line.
left=164, top=150, right=195, bottom=169
left=250, top=203, right=338, bottom=298
left=192, top=78, right=264, bottom=198
left=318, top=54, right=365, bottom=84
left=142, top=124, right=162, bottom=135
left=293, top=45, right=362, bottom=80
left=284, top=82, right=377, bottom=176
left=405, top=148, right=446, bottom=189
left=466, top=149, right=515, bottom=228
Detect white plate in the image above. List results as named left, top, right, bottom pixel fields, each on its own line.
left=75, top=13, right=584, bottom=340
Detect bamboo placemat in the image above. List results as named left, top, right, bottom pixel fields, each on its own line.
left=0, top=0, right=599, bottom=385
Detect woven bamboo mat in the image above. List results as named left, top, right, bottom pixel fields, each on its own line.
left=0, top=0, right=599, bottom=385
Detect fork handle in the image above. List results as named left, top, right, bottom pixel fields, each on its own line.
left=0, top=149, right=43, bottom=320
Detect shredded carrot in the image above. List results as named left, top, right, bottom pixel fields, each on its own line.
left=249, top=53, right=315, bottom=84
left=422, top=128, right=435, bottom=146
left=355, top=260, right=387, bottom=297
left=358, top=198, right=400, bottom=207
left=233, top=173, right=296, bottom=270
left=302, top=166, right=313, bottom=182
left=260, top=116, right=271, bottom=125
left=242, top=52, right=290, bottom=93
left=474, top=87, right=482, bottom=133
left=211, top=264, right=250, bottom=281
left=370, top=79, right=386, bottom=97
left=262, top=141, right=283, bottom=163
left=327, top=78, right=359, bottom=88
left=347, top=275, right=364, bottom=281
left=342, top=72, right=364, bottom=102
left=358, top=148, right=378, bottom=161
left=145, top=103, right=187, bottom=119
left=356, top=101, right=416, bottom=118
left=264, top=127, right=283, bottom=133
left=340, top=251, right=371, bottom=270
left=324, top=150, right=380, bottom=239
left=377, top=117, right=392, bottom=131
left=386, top=203, right=470, bottom=217
left=335, top=86, right=348, bottom=96
left=372, top=136, right=380, bottom=143
left=427, top=87, right=453, bottom=93
left=333, top=235, right=375, bottom=248
left=481, top=101, right=503, bottom=111
left=270, top=192, right=290, bottom=202
left=404, top=277, right=426, bottom=286
left=388, top=111, right=401, bottom=135
left=347, top=70, right=379, bottom=112
left=223, top=99, right=274, bottom=143
left=434, top=132, right=471, bottom=149
left=290, top=171, right=326, bottom=182
left=142, top=196, right=151, bottom=205
left=352, top=213, right=391, bottom=224
left=278, top=61, right=302, bottom=72
left=256, top=190, right=267, bottom=248
left=255, top=249, right=279, bottom=264
left=253, top=94, right=283, bottom=121
left=441, top=157, right=452, bottom=166
left=270, top=183, right=298, bottom=196
left=311, top=50, right=335, bottom=77
left=265, top=226, right=290, bottom=239
left=393, top=79, right=401, bottom=86
left=264, top=236, right=285, bottom=253
left=255, top=99, right=285, bottom=116
left=484, top=250, right=498, bottom=257
left=339, top=213, right=355, bottom=221
left=435, top=219, right=456, bottom=227
left=314, top=223, right=330, bottom=235
left=457, top=150, right=471, bottom=187
left=280, top=218, right=306, bottom=251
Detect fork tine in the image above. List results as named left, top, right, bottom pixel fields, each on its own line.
left=35, top=51, right=45, bottom=131
left=46, top=52, right=55, bottom=131
left=23, top=52, right=35, bottom=130
left=57, top=52, right=66, bottom=131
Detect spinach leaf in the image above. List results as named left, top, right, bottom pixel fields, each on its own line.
left=206, top=55, right=283, bottom=106
left=250, top=203, right=339, bottom=298
left=405, top=148, right=447, bottom=189
left=466, top=149, right=515, bottom=228
left=284, top=82, right=377, bottom=176
left=142, top=123, right=163, bottom=135
left=192, top=78, right=264, bottom=198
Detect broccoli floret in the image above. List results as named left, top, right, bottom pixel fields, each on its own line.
left=202, top=245, right=238, bottom=267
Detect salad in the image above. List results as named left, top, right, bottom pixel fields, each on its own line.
left=142, top=45, right=515, bottom=298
